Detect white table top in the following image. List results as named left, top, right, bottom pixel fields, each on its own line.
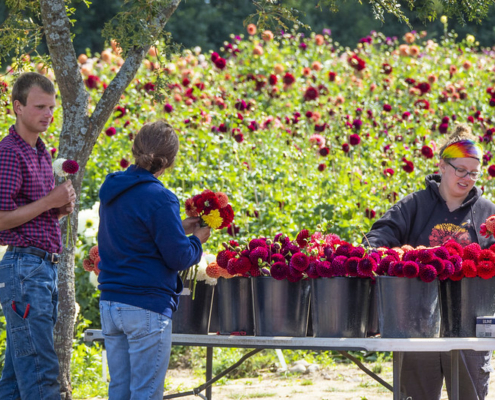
left=84, top=330, right=495, bottom=352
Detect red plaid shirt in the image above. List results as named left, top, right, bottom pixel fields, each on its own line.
left=0, top=125, right=61, bottom=253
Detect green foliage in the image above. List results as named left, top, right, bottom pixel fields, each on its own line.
left=70, top=342, right=108, bottom=398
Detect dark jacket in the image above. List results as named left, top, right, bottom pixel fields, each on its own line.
left=365, top=174, right=495, bottom=249
left=97, top=165, right=202, bottom=318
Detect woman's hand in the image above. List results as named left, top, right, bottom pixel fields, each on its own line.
left=182, top=217, right=200, bottom=235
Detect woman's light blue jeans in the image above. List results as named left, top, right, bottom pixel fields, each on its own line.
left=99, top=300, right=173, bottom=400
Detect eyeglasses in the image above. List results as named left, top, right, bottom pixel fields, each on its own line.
left=445, top=160, right=482, bottom=181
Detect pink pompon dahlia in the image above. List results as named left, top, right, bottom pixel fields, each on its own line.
left=82, top=258, right=94, bottom=272
left=448, top=255, right=463, bottom=273
left=89, top=245, right=99, bottom=262
left=290, top=252, right=310, bottom=272
left=403, top=261, right=419, bottom=278
left=271, top=262, right=289, bottom=280
left=215, top=192, right=230, bottom=208
left=62, top=160, right=79, bottom=175
left=419, top=265, right=437, bottom=283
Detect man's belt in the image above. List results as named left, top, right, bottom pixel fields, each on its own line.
left=6, top=245, right=60, bottom=264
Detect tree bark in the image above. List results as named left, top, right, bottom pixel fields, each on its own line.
left=38, top=0, right=182, bottom=398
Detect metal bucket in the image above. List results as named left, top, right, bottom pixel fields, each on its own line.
left=252, top=276, right=311, bottom=337
left=440, top=278, right=495, bottom=337
left=377, top=276, right=441, bottom=338
left=367, top=281, right=379, bottom=337
left=216, top=277, right=254, bottom=335
left=209, top=286, right=219, bottom=333
left=172, top=281, right=214, bottom=334
left=311, top=277, right=371, bottom=338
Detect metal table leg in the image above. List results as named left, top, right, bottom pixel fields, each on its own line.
left=451, top=350, right=460, bottom=400
left=393, top=351, right=402, bottom=400
left=206, top=347, right=213, bottom=400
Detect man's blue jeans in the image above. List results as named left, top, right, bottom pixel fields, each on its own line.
left=100, top=300, right=173, bottom=400
left=0, top=250, right=60, bottom=400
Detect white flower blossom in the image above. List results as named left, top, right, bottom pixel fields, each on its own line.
left=53, top=158, right=67, bottom=177
left=77, top=207, right=100, bottom=239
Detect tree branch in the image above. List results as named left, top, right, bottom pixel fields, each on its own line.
left=87, top=0, right=182, bottom=153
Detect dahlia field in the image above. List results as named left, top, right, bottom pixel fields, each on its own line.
left=2, top=24, right=495, bottom=252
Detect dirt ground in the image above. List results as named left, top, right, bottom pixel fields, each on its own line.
left=87, top=356, right=495, bottom=400
left=161, top=356, right=495, bottom=400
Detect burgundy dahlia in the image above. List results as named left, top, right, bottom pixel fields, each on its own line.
left=217, top=250, right=237, bottom=269
left=271, top=262, right=289, bottom=280
left=429, top=257, right=445, bottom=274
left=105, top=127, right=117, bottom=137
left=349, top=247, right=365, bottom=258
left=357, top=258, right=376, bottom=277
left=448, top=255, right=463, bottom=273
left=345, top=257, right=360, bottom=277
left=421, top=145, right=434, bottom=159
left=331, top=255, right=348, bottom=276
left=419, top=265, right=437, bottom=283
left=335, top=242, right=352, bottom=257
left=249, top=238, right=268, bottom=251
left=214, top=57, right=227, bottom=70
left=392, top=261, right=405, bottom=277
left=283, top=73, right=295, bottom=85
left=304, top=87, right=319, bottom=101
left=316, top=260, right=333, bottom=278
left=349, top=134, right=361, bottom=146
left=290, top=253, right=310, bottom=272
left=403, top=261, right=419, bottom=278
left=383, top=104, right=392, bottom=112
left=438, top=261, right=454, bottom=280
left=249, top=247, right=269, bottom=265
left=306, top=261, right=320, bottom=279
left=62, top=160, right=79, bottom=175
left=296, top=229, right=310, bottom=248
left=433, top=247, right=449, bottom=260
left=417, top=249, right=434, bottom=264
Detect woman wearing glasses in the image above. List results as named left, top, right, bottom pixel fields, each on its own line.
left=366, top=123, right=495, bottom=400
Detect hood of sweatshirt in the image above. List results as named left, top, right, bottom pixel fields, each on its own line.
left=99, top=165, right=161, bottom=206
left=424, top=174, right=480, bottom=209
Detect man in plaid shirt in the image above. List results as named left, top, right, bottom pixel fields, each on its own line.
left=0, top=72, right=76, bottom=399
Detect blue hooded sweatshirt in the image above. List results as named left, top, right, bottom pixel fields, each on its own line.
left=97, top=165, right=203, bottom=318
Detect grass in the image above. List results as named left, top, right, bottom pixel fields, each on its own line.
left=227, top=393, right=277, bottom=399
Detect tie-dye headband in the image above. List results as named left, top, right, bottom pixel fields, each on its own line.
left=440, top=140, right=483, bottom=161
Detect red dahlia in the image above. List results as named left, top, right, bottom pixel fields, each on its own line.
left=217, top=250, right=237, bottom=269
left=462, top=260, right=477, bottom=278
left=219, top=205, right=234, bottom=229
left=462, top=243, right=481, bottom=261
left=478, top=261, right=495, bottom=279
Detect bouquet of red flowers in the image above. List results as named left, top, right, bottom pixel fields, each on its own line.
left=185, top=190, right=234, bottom=229
left=480, top=215, right=495, bottom=239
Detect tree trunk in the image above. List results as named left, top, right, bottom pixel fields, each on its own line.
left=38, top=0, right=182, bottom=398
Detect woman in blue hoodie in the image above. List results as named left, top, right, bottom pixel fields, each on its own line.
left=366, top=123, right=495, bottom=400
left=97, top=121, right=211, bottom=400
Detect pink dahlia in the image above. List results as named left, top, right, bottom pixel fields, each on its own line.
left=445, top=240, right=464, bottom=257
